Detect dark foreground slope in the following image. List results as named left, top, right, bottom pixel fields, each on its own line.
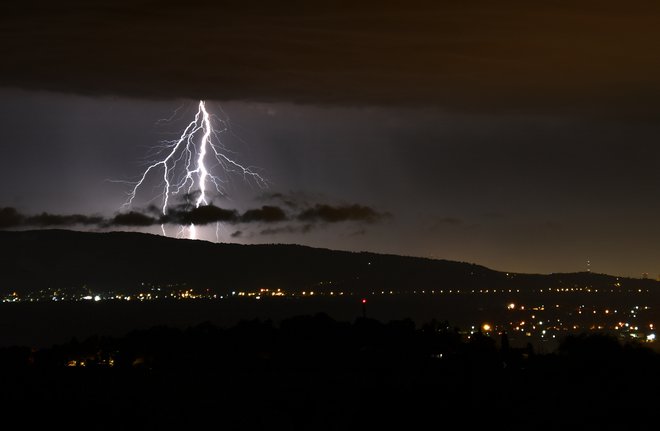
left=0, top=315, right=657, bottom=430
left=0, top=229, right=657, bottom=295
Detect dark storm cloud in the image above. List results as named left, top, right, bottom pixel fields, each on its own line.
left=297, top=204, right=389, bottom=224
left=240, top=206, right=288, bottom=223
left=164, top=205, right=240, bottom=225
left=258, top=193, right=300, bottom=209
left=0, top=202, right=389, bottom=231
left=27, top=213, right=104, bottom=227
left=109, top=211, right=157, bottom=227
left=2, top=1, right=660, bottom=113
left=0, top=207, right=104, bottom=228
left=0, top=205, right=240, bottom=229
left=240, top=202, right=388, bottom=236
left=257, top=203, right=387, bottom=236
left=0, top=207, right=152, bottom=228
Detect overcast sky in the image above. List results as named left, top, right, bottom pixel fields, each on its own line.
left=1, top=1, right=659, bottom=276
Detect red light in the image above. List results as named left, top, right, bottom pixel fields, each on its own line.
left=361, top=299, right=367, bottom=304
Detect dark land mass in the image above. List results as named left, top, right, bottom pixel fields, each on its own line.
left=0, top=315, right=657, bottom=430
left=1, top=229, right=657, bottom=295
left=0, top=230, right=658, bottom=429
left=1, top=229, right=659, bottom=350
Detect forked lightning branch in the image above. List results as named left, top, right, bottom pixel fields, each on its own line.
left=120, top=100, right=266, bottom=237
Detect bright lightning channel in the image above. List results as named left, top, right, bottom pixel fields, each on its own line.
left=121, top=100, right=266, bottom=239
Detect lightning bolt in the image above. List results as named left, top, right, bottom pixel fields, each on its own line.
left=119, top=100, right=266, bottom=239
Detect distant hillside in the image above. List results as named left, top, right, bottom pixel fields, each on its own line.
left=0, top=230, right=656, bottom=295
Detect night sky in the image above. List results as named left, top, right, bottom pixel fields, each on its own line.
left=1, top=1, right=660, bottom=276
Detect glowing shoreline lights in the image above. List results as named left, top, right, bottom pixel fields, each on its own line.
left=122, top=100, right=266, bottom=238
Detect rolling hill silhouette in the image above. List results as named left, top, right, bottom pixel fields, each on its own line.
left=0, top=229, right=656, bottom=295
